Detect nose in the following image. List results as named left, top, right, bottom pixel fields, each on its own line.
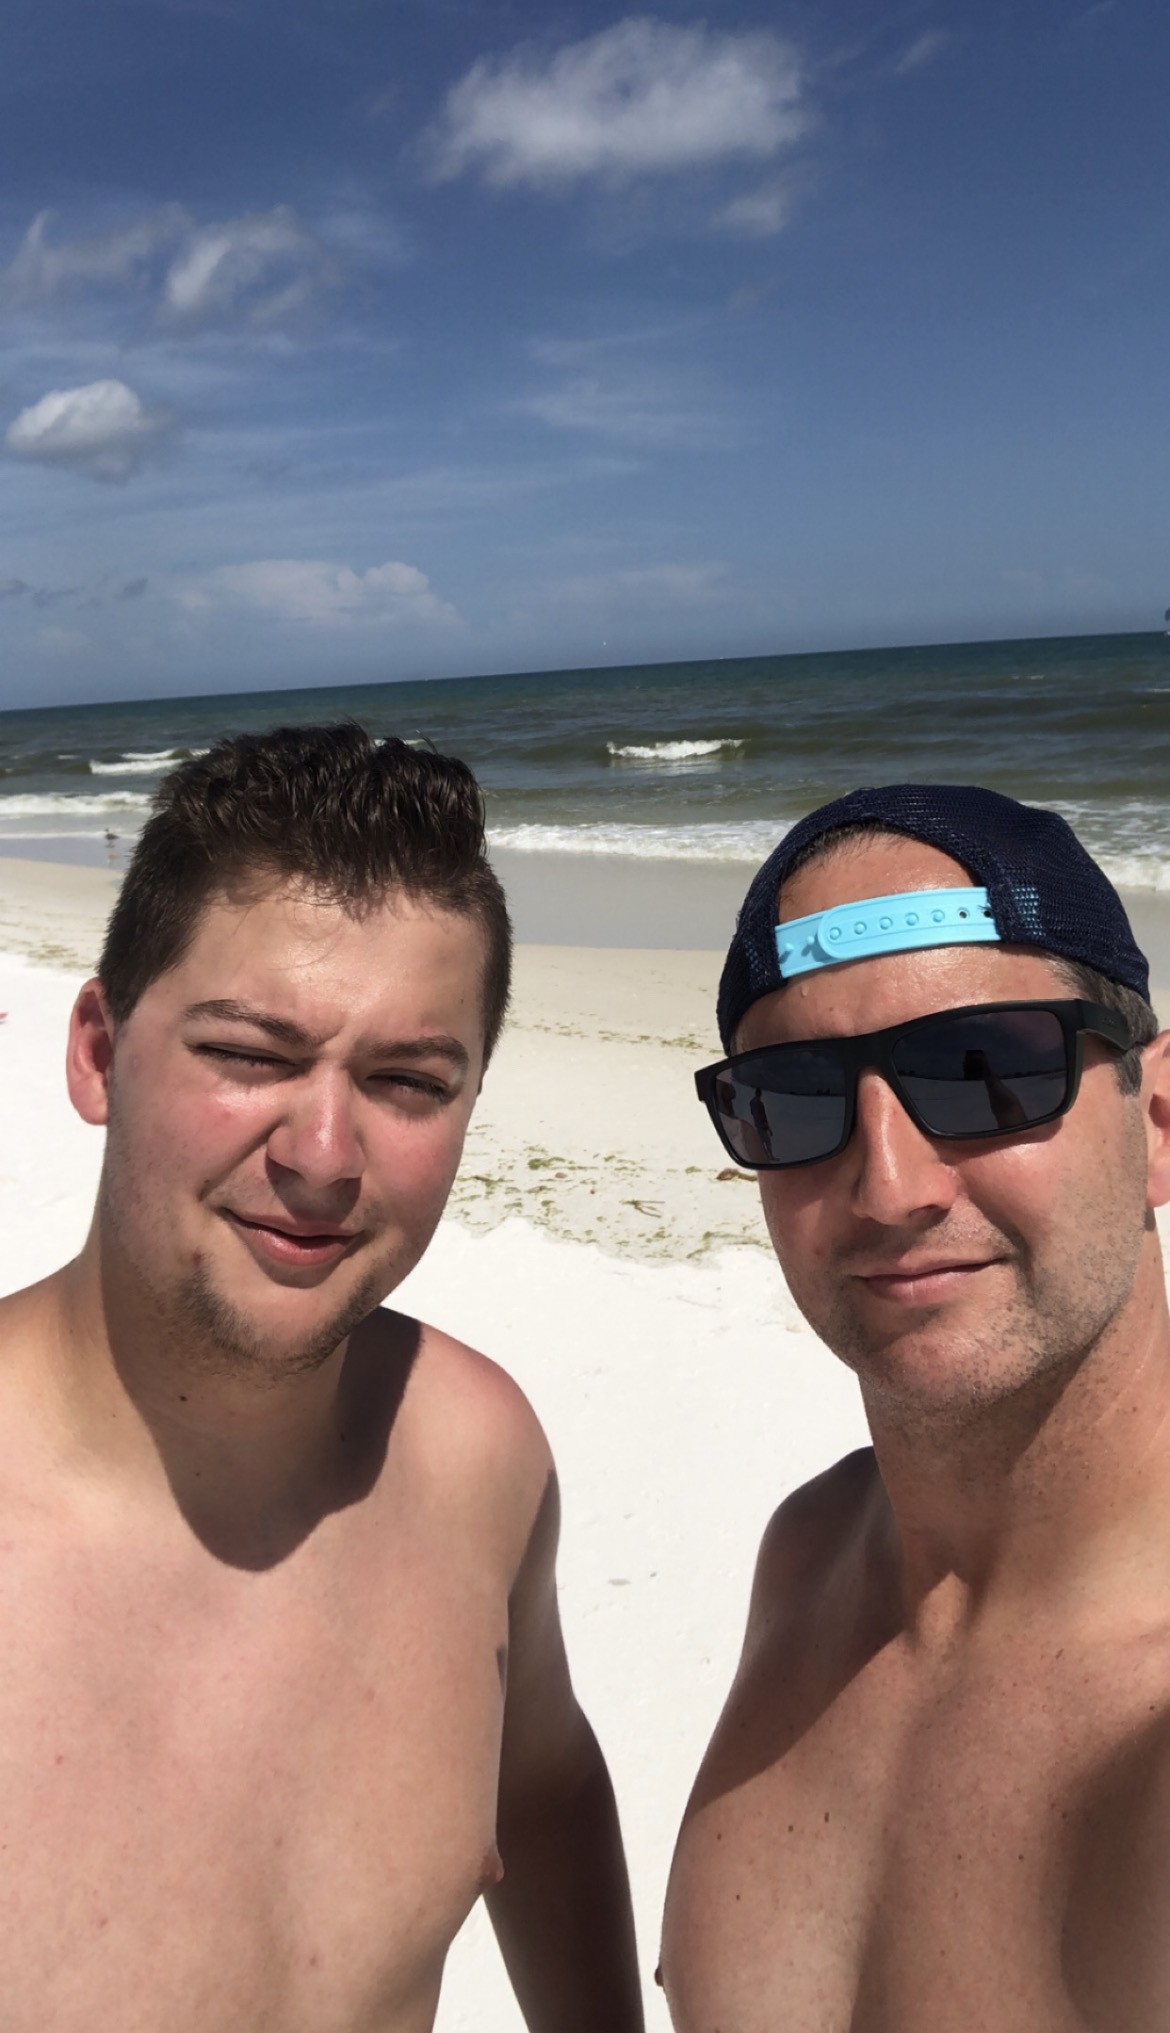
left=847, top=1068, right=959, bottom=1226
left=265, top=1069, right=364, bottom=1191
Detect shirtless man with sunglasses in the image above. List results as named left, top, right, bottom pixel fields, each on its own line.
left=662, top=784, right=1170, bottom=2033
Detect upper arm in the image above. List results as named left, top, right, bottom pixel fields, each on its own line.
left=405, top=1323, right=594, bottom=1809
left=497, top=1462, right=598, bottom=1813
left=676, top=1448, right=879, bottom=1824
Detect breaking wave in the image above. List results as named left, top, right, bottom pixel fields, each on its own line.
left=0, top=792, right=153, bottom=819
left=605, top=738, right=745, bottom=763
left=488, top=820, right=787, bottom=863
left=89, top=747, right=207, bottom=775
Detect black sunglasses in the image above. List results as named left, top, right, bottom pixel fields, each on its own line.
left=695, top=1000, right=1133, bottom=1171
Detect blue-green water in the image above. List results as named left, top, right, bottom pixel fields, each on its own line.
left=1, top=633, right=1167, bottom=886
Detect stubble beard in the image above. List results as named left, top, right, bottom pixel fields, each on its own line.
left=98, top=1137, right=392, bottom=1386
left=168, top=1252, right=389, bottom=1385
left=780, top=1206, right=1148, bottom=1443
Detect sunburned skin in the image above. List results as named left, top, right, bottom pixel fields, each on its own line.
left=662, top=836, right=1170, bottom=2033
left=0, top=880, right=641, bottom=2033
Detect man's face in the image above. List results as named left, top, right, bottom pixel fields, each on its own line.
left=739, top=838, right=1155, bottom=1420
left=76, top=881, right=488, bottom=1380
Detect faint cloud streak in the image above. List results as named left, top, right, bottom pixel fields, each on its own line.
left=712, top=180, right=793, bottom=239
left=520, top=369, right=730, bottom=447
left=0, top=201, right=370, bottom=335
left=894, top=29, right=953, bottom=75
left=0, top=206, right=190, bottom=307
left=161, top=206, right=336, bottom=329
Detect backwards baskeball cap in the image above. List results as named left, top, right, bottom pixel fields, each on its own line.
left=717, top=783, right=1149, bottom=1051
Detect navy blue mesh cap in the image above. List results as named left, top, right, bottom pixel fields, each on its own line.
left=717, top=783, right=1150, bottom=1050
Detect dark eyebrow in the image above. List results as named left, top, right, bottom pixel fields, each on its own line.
left=183, top=998, right=317, bottom=1047
left=182, top=998, right=470, bottom=1071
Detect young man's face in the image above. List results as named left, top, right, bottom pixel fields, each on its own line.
left=738, top=837, right=1158, bottom=1420
left=72, top=880, right=488, bottom=1378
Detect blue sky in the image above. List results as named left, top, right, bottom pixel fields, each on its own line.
left=1, top=0, right=1166, bottom=706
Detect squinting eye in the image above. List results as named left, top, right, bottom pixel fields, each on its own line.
left=373, top=1072, right=450, bottom=1100
left=196, top=1045, right=285, bottom=1070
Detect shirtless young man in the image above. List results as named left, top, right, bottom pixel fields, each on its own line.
left=662, top=783, right=1170, bottom=2033
left=0, top=725, right=643, bottom=2032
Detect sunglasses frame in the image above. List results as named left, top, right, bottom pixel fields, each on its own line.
left=695, top=999, right=1133, bottom=1171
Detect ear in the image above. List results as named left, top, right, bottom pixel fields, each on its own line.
left=66, top=978, right=117, bottom=1127
left=1142, top=1032, right=1170, bottom=1210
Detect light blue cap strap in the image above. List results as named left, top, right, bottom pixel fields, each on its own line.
left=776, top=887, right=999, bottom=979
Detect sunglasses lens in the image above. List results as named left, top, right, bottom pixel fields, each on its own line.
left=713, top=1048, right=848, bottom=1166
left=892, top=1008, right=1069, bottom=1136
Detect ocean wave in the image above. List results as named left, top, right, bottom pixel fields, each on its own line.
left=1096, top=854, right=1170, bottom=893
left=490, top=812, right=1170, bottom=887
left=0, top=792, right=153, bottom=818
left=605, top=738, right=745, bottom=763
left=1056, top=800, right=1170, bottom=891
left=488, top=820, right=788, bottom=863
left=89, top=747, right=208, bottom=775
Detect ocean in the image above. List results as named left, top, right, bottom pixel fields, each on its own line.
left=1, top=631, right=1168, bottom=888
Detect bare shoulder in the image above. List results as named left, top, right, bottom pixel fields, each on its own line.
left=741, top=1447, right=881, bottom=1653
left=364, top=1305, right=553, bottom=1562
left=669, top=1449, right=883, bottom=1843
left=0, top=1271, right=67, bottom=1369
left=393, top=1308, right=549, bottom=1462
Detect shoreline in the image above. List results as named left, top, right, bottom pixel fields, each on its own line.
left=2, top=847, right=1170, bottom=978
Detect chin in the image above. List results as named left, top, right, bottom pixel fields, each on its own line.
left=171, top=1259, right=387, bottom=1381
left=848, top=1325, right=1078, bottom=1429
left=809, top=1296, right=1014, bottom=1392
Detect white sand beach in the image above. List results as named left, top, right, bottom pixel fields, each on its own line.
left=2, top=853, right=1168, bottom=2031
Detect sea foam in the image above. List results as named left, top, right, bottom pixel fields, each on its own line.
left=488, top=819, right=787, bottom=862
left=605, top=738, right=745, bottom=763
left=0, top=792, right=153, bottom=819
left=89, top=747, right=208, bottom=775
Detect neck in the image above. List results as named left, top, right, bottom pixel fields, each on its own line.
left=39, top=1225, right=407, bottom=1567
left=864, top=1241, right=1170, bottom=1627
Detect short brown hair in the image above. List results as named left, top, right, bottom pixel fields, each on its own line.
left=99, top=723, right=512, bottom=1062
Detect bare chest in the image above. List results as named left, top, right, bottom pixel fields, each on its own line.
left=0, top=1528, right=507, bottom=2033
left=663, top=1638, right=1170, bottom=2033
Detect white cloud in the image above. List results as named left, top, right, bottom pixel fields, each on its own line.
left=161, top=206, right=335, bottom=328
left=713, top=179, right=793, bottom=239
left=192, top=558, right=458, bottom=628
left=5, top=379, right=177, bottom=482
left=0, top=206, right=190, bottom=306
left=427, top=17, right=806, bottom=189
left=894, top=29, right=952, bottom=74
